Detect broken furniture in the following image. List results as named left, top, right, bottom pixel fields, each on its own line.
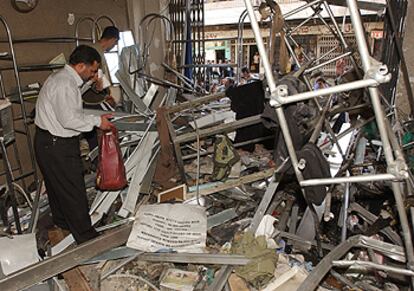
left=162, top=91, right=272, bottom=184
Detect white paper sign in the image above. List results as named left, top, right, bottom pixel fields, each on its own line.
left=127, top=204, right=207, bottom=253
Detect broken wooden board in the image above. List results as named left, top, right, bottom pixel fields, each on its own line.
left=48, top=228, right=94, bottom=291
left=158, top=184, right=187, bottom=203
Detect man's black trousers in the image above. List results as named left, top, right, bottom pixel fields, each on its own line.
left=34, top=127, right=98, bottom=244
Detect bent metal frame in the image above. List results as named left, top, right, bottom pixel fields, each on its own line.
left=243, top=0, right=414, bottom=287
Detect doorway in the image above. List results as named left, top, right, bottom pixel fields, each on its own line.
left=215, top=49, right=225, bottom=62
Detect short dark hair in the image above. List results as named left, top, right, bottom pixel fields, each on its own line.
left=101, top=26, right=120, bottom=40
left=69, top=45, right=101, bottom=66
left=241, top=67, right=250, bottom=74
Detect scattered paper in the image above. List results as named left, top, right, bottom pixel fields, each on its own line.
left=127, top=204, right=207, bottom=253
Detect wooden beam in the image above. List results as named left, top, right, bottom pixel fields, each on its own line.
left=48, top=228, right=93, bottom=291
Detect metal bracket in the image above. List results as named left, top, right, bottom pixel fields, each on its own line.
left=387, top=159, right=409, bottom=180
left=365, top=58, right=392, bottom=85
left=298, top=158, right=306, bottom=171
left=269, top=84, right=288, bottom=108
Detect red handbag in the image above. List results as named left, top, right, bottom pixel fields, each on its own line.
left=96, top=127, right=127, bottom=190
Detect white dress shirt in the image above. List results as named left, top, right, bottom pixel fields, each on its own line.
left=35, top=65, right=101, bottom=137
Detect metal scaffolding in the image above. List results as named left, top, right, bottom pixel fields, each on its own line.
left=243, top=0, right=414, bottom=288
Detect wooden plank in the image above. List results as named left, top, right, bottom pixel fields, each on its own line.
left=158, top=184, right=187, bottom=202
left=164, top=111, right=187, bottom=182
left=48, top=228, right=93, bottom=291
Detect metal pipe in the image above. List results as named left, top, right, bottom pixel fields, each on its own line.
left=74, top=16, right=94, bottom=46
left=236, top=5, right=260, bottom=83
left=93, top=15, right=116, bottom=42
left=237, top=10, right=248, bottom=83
left=273, top=78, right=384, bottom=106
left=0, top=72, right=6, bottom=98
left=0, top=138, right=22, bottom=234
left=244, top=0, right=334, bottom=256
left=289, top=12, right=318, bottom=35
left=298, top=235, right=406, bottom=290
left=341, top=177, right=350, bottom=242
left=305, top=51, right=353, bottom=74
left=330, top=270, right=360, bottom=290
left=173, top=37, right=238, bottom=43
left=283, top=34, right=301, bottom=69
left=163, top=62, right=200, bottom=91
left=0, top=37, right=91, bottom=43
left=384, top=0, right=414, bottom=115
left=244, top=0, right=303, bottom=181
left=310, top=96, right=332, bottom=143
left=283, top=0, right=322, bottom=19
left=28, top=179, right=42, bottom=234
left=286, top=33, right=310, bottom=62
left=180, top=63, right=237, bottom=68
left=347, top=1, right=414, bottom=278
left=322, top=0, right=362, bottom=78
left=320, top=116, right=376, bottom=150
left=324, top=118, right=346, bottom=159
left=332, top=260, right=414, bottom=276
left=0, top=16, right=38, bottom=183
left=310, top=45, right=339, bottom=66
left=323, top=1, right=349, bottom=49
left=11, top=139, right=27, bottom=191
left=300, top=173, right=399, bottom=187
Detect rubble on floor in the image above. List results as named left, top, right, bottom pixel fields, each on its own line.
left=1, top=125, right=412, bottom=290
left=1, top=1, right=414, bottom=290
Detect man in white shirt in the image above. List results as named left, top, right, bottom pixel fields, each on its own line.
left=35, top=45, right=113, bottom=244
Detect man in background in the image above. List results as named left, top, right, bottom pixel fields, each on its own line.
left=83, top=26, right=120, bottom=151
left=83, top=26, right=120, bottom=108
